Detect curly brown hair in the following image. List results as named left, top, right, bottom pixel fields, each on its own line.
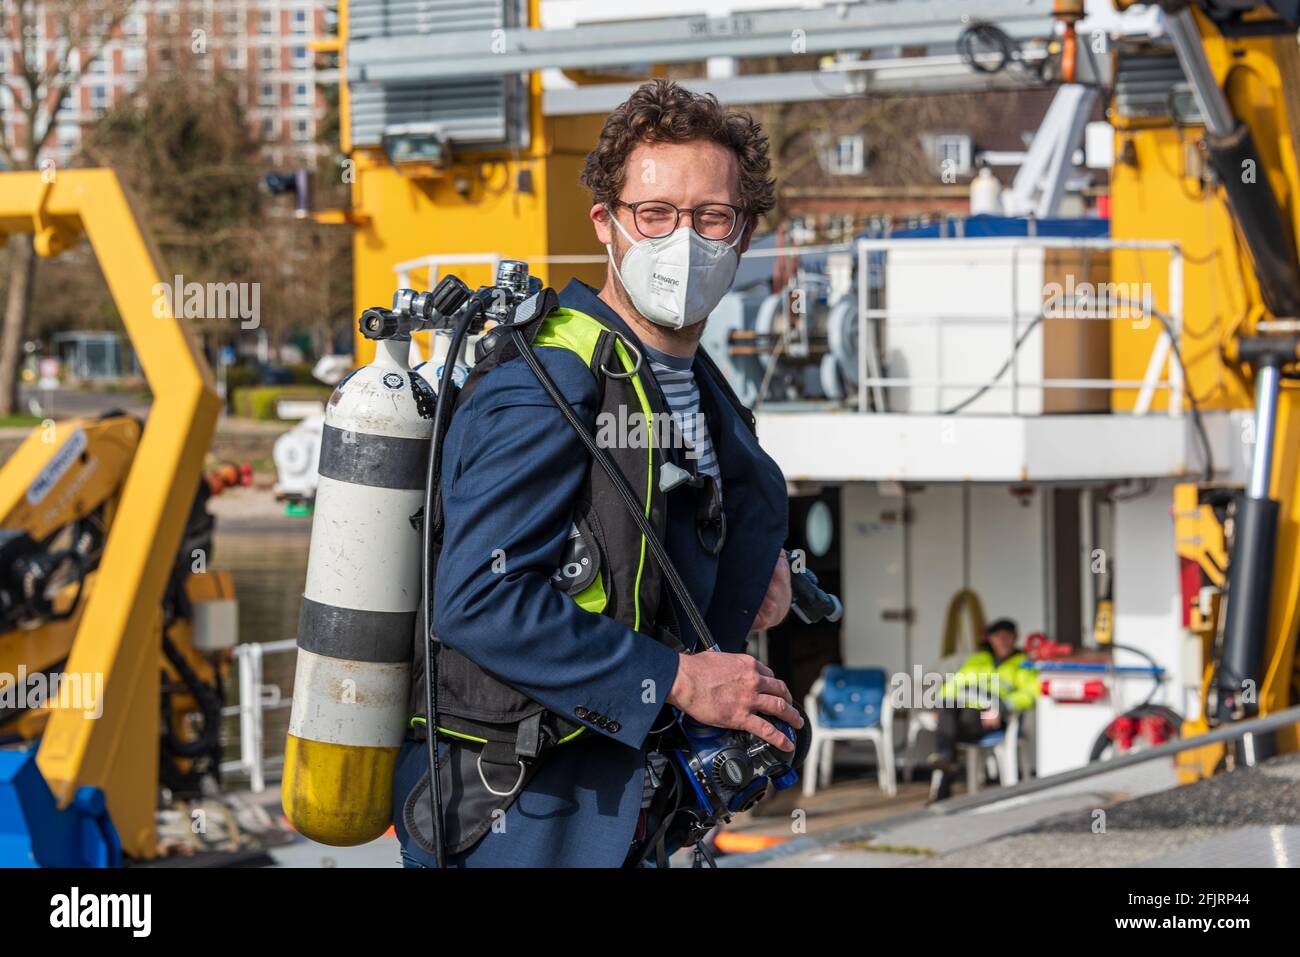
left=579, top=79, right=775, bottom=219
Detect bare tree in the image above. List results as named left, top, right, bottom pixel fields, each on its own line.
left=0, top=0, right=134, bottom=415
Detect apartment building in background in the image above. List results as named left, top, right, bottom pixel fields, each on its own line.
left=0, top=0, right=333, bottom=168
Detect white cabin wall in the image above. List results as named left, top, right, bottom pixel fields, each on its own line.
left=1110, top=477, right=1196, bottom=719
left=841, top=483, right=907, bottom=672
left=903, top=484, right=966, bottom=668
left=884, top=246, right=1047, bottom=415
left=967, top=484, right=1049, bottom=640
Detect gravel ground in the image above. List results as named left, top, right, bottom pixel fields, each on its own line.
left=1024, top=753, right=1300, bottom=833
left=918, top=753, right=1300, bottom=867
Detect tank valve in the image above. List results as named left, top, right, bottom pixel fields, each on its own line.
left=366, top=275, right=474, bottom=341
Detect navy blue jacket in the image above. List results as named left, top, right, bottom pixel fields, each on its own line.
left=394, top=279, right=787, bottom=866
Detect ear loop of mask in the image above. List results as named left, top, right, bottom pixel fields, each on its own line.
left=604, top=206, right=641, bottom=294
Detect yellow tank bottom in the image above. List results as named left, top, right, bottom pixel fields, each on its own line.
left=282, top=734, right=399, bottom=846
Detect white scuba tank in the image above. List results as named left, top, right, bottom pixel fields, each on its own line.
left=282, top=336, right=434, bottom=845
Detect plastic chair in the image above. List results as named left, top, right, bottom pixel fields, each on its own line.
left=956, top=711, right=1022, bottom=793
left=802, top=666, right=896, bottom=797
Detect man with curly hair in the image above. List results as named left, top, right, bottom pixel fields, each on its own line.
left=394, top=79, right=798, bottom=868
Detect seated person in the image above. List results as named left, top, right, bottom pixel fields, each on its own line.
left=926, top=618, right=1038, bottom=801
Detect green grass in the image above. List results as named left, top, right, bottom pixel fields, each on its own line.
left=0, top=414, right=43, bottom=428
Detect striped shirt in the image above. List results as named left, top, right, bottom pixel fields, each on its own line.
left=643, top=343, right=720, bottom=488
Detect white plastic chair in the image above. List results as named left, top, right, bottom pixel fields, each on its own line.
left=802, top=669, right=897, bottom=798
left=955, top=711, right=1022, bottom=793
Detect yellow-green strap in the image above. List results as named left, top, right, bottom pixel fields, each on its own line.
left=409, top=714, right=585, bottom=746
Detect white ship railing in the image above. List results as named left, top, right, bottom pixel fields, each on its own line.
left=853, top=236, right=1185, bottom=416
left=220, top=639, right=297, bottom=793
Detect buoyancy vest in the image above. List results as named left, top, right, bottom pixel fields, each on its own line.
left=405, top=305, right=703, bottom=856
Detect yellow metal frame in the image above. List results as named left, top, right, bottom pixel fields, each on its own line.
left=0, top=169, right=221, bottom=858
left=1108, top=19, right=1300, bottom=414
left=335, top=0, right=607, bottom=364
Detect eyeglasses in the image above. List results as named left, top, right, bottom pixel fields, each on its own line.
left=610, top=200, right=746, bottom=242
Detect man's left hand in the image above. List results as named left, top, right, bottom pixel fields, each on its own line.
left=752, top=550, right=792, bottom=631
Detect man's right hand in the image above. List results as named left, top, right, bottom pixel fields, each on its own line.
left=666, top=652, right=804, bottom=752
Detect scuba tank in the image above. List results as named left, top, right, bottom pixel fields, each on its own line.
left=283, top=324, right=436, bottom=846
left=409, top=329, right=470, bottom=393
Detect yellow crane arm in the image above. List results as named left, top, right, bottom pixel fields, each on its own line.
left=0, top=170, right=220, bottom=857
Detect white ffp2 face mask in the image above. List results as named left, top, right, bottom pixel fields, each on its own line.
left=606, top=211, right=742, bottom=329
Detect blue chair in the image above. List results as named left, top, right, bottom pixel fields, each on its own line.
left=802, top=666, right=896, bottom=797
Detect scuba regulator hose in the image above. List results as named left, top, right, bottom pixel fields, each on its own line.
left=421, top=289, right=486, bottom=868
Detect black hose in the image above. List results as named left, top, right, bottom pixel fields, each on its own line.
left=957, top=22, right=1018, bottom=75
left=939, top=316, right=1044, bottom=415
left=1114, top=299, right=1216, bottom=484
left=420, top=298, right=484, bottom=868
left=1108, top=642, right=1164, bottom=710
left=159, top=633, right=224, bottom=760
left=35, top=549, right=86, bottom=623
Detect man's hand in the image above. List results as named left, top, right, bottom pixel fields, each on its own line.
left=751, top=550, right=792, bottom=632
left=980, top=707, right=1002, bottom=730
left=667, top=651, right=804, bottom=752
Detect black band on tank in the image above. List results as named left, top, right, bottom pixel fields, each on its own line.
left=297, top=596, right=415, bottom=663
left=318, top=423, right=429, bottom=490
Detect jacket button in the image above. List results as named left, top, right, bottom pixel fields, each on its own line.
left=607, top=720, right=621, bottom=734
left=575, top=707, right=589, bottom=719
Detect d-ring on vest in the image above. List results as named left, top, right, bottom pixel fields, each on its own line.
left=405, top=305, right=686, bottom=857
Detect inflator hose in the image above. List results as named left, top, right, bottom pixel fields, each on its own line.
left=421, top=297, right=484, bottom=867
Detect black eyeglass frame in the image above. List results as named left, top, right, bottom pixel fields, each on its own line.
left=609, top=199, right=749, bottom=242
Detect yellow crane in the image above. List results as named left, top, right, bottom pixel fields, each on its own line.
left=1097, top=2, right=1300, bottom=770
left=0, top=170, right=231, bottom=864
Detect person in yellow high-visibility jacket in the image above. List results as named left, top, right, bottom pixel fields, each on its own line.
left=927, top=618, right=1038, bottom=801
